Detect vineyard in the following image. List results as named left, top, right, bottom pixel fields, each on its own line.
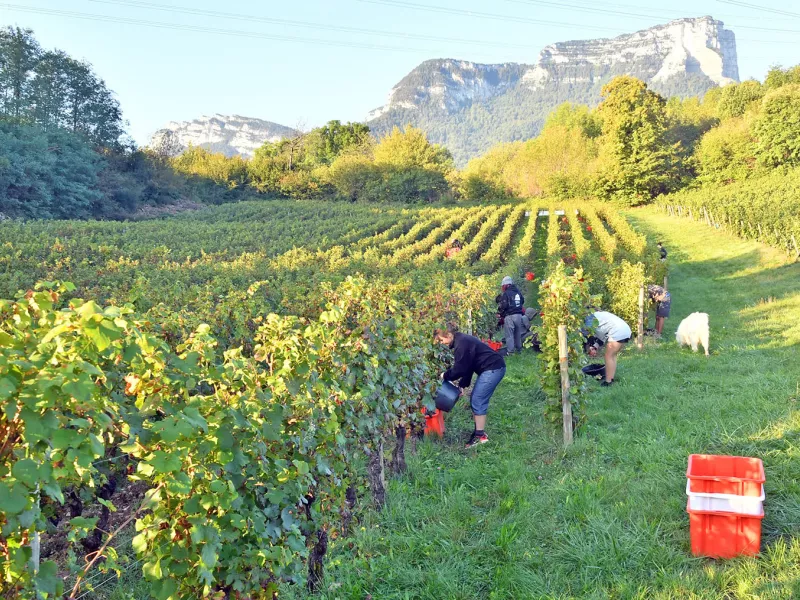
left=1, top=199, right=668, bottom=598
left=656, top=168, right=800, bottom=259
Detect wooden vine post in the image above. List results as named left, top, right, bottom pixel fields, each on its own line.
left=792, top=235, right=799, bottom=260
left=663, top=275, right=668, bottom=291
left=637, top=284, right=645, bottom=350
left=557, top=325, right=573, bottom=446
left=466, top=308, right=473, bottom=336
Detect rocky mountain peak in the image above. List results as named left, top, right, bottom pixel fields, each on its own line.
left=150, top=114, right=298, bottom=158
left=366, top=16, right=739, bottom=164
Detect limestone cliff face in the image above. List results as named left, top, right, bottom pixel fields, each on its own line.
left=151, top=115, right=298, bottom=158
left=367, top=17, right=738, bottom=164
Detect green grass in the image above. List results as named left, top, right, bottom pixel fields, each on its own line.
left=283, top=207, right=800, bottom=600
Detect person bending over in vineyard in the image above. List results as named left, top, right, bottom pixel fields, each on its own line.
left=435, top=324, right=506, bottom=448
left=498, top=275, right=525, bottom=354
left=584, top=311, right=631, bottom=387
left=445, top=239, right=463, bottom=259
left=647, top=284, right=671, bottom=336
left=658, top=242, right=667, bottom=262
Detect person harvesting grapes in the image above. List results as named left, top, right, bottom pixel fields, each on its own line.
left=497, top=275, right=525, bottom=355
left=435, top=324, right=506, bottom=448
left=583, top=310, right=631, bottom=386
left=647, top=283, right=671, bottom=336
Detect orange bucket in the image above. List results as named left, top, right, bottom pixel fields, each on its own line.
left=421, top=408, right=445, bottom=438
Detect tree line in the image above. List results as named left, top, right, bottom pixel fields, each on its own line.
left=462, top=67, right=800, bottom=206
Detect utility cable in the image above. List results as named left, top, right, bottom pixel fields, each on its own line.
left=87, top=0, right=542, bottom=49
left=0, top=4, right=442, bottom=53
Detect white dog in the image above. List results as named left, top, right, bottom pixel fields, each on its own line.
left=675, top=312, right=710, bottom=356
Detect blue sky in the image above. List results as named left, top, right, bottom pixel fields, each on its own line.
left=4, top=0, right=799, bottom=144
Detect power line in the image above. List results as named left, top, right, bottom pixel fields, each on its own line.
left=356, top=0, right=800, bottom=35
left=86, top=0, right=542, bottom=50
left=503, top=0, right=789, bottom=22
left=355, top=0, right=620, bottom=32
left=0, top=4, right=445, bottom=53
left=717, top=0, right=800, bottom=19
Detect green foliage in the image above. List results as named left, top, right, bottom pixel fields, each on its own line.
left=0, top=121, right=103, bottom=218
left=594, top=77, right=678, bottom=205
left=0, top=273, right=493, bottom=599
left=0, top=26, right=123, bottom=146
left=605, top=260, right=647, bottom=329
left=717, top=80, right=765, bottom=119
left=304, top=120, right=371, bottom=166
left=764, top=65, right=800, bottom=90
left=752, top=85, right=800, bottom=170
left=695, top=115, right=756, bottom=184
left=544, top=102, right=602, bottom=139
left=657, top=167, right=800, bottom=255
left=534, top=263, right=592, bottom=423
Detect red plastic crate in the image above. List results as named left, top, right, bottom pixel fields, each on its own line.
left=687, top=454, right=765, bottom=497
left=687, top=500, right=763, bottom=558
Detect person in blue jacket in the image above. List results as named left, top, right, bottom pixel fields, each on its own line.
left=435, top=324, right=506, bottom=448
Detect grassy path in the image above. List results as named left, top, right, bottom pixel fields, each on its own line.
left=289, top=207, right=800, bottom=600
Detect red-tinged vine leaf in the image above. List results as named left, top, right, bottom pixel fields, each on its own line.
left=124, top=374, right=140, bottom=395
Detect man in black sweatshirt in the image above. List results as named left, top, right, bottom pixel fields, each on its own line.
left=435, top=324, right=506, bottom=448
left=498, top=275, right=525, bottom=354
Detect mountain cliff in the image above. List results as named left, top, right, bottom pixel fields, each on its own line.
left=151, top=115, right=298, bottom=158
left=367, top=16, right=739, bottom=164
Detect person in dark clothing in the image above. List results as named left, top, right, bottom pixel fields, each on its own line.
left=435, top=324, right=506, bottom=448
left=498, top=275, right=525, bottom=354
left=658, top=242, right=667, bottom=262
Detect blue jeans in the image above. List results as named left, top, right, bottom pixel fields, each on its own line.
left=470, top=367, right=506, bottom=416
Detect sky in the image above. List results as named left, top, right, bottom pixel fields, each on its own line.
left=3, top=0, right=799, bottom=145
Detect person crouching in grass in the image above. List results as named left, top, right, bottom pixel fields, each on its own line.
left=434, top=323, right=506, bottom=448
left=584, top=311, right=631, bottom=387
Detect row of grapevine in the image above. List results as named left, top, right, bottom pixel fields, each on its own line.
left=0, top=276, right=495, bottom=599
left=388, top=208, right=477, bottom=266
left=595, top=204, right=647, bottom=255
left=414, top=206, right=495, bottom=267
left=482, top=205, right=529, bottom=269
left=516, top=204, right=539, bottom=259
left=656, top=168, right=800, bottom=257
left=453, top=205, right=514, bottom=266
left=580, top=205, right=617, bottom=262
left=546, top=207, right=563, bottom=264
left=566, top=206, right=591, bottom=259
left=379, top=213, right=447, bottom=253
left=531, top=201, right=664, bottom=427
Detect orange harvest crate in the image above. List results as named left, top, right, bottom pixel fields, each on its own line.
left=687, top=454, right=765, bottom=497
left=686, top=500, right=764, bottom=558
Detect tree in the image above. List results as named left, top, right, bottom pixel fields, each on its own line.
left=764, top=65, right=800, bottom=90
left=752, top=84, right=800, bottom=169
left=594, top=76, right=678, bottom=205
left=0, top=121, right=103, bottom=218
left=149, top=129, right=184, bottom=161
left=544, top=102, right=602, bottom=139
left=0, top=27, right=41, bottom=121
left=695, top=115, right=756, bottom=184
left=717, top=80, right=764, bottom=119
left=373, top=125, right=453, bottom=173
left=305, top=120, right=371, bottom=166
